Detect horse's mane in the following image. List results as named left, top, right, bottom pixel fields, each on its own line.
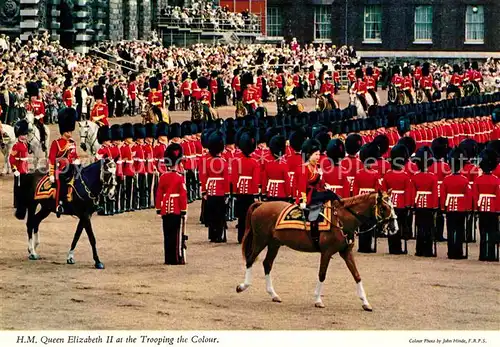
left=340, top=193, right=376, bottom=207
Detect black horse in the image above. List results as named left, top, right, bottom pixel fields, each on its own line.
left=14, top=159, right=117, bottom=269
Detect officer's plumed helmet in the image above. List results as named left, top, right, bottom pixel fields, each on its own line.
left=269, top=135, right=286, bottom=158
left=58, top=107, right=77, bottom=134
left=326, top=139, right=346, bottom=164
left=14, top=119, right=29, bottom=137
left=345, top=134, right=363, bottom=155
left=164, top=143, right=183, bottom=168
left=97, top=125, right=111, bottom=144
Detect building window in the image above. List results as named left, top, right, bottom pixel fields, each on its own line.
left=414, top=6, right=432, bottom=43
left=465, top=5, right=484, bottom=43
left=314, top=6, right=331, bottom=41
left=267, top=7, right=283, bottom=37
left=364, top=5, right=382, bottom=43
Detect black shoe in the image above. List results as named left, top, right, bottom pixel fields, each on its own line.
left=56, top=205, right=64, bottom=218
left=42, top=144, right=47, bottom=152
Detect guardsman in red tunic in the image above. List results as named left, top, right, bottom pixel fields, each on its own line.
left=181, top=121, right=196, bottom=203
left=288, top=129, right=307, bottom=200
left=413, top=61, right=422, bottom=89
left=148, top=76, right=163, bottom=109
left=110, top=124, right=123, bottom=214
left=25, top=82, right=48, bottom=151
left=232, top=69, right=242, bottom=104
left=441, top=148, right=473, bottom=259
left=274, top=67, right=285, bottom=94
left=132, top=124, right=147, bottom=210
left=120, top=123, right=135, bottom=212
left=471, top=61, right=483, bottom=90
left=209, top=71, right=218, bottom=107
left=190, top=71, right=200, bottom=104
left=323, top=139, right=350, bottom=199
left=391, top=66, right=404, bottom=89
left=420, top=63, right=434, bottom=102
left=95, top=125, right=114, bottom=215
left=9, top=119, right=30, bottom=210
left=144, top=123, right=156, bottom=208
left=333, top=64, right=341, bottom=94
left=48, top=108, right=79, bottom=217
left=156, top=143, right=188, bottom=265
left=63, top=79, right=73, bottom=107
left=412, top=147, right=439, bottom=257
left=197, top=77, right=213, bottom=120
left=319, top=75, right=336, bottom=109
left=429, top=137, right=452, bottom=242
left=351, top=69, right=368, bottom=111
left=200, top=131, right=230, bottom=243
left=262, top=135, right=290, bottom=202
left=402, top=67, right=414, bottom=104
left=90, top=85, right=109, bottom=127
left=232, top=129, right=260, bottom=243
left=371, top=135, right=391, bottom=176
left=292, top=66, right=301, bottom=98
left=153, top=122, right=169, bottom=204
left=447, top=64, right=463, bottom=98
left=473, top=149, right=499, bottom=261
left=180, top=72, right=192, bottom=111
left=365, top=67, right=378, bottom=106
left=222, top=127, right=238, bottom=221
left=347, top=64, right=356, bottom=92
left=381, top=144, right=412, bottom=254
left=308, top=66, right=316, bottom=95
left=341, top=134, right=363, bottom=196
left=242, top=75, right=261, bottom=114
left=353, top=143, right=382, bottom=253
left=128, top=73, right=138, bottom=116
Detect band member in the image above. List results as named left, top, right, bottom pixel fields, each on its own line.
left=25, top=82, right=47, bottom=151
left=353, top=143, right=381, bottom=253
left=323, top=139, right=350, bottom=199
left=447, top=64, right=463, bottom=98
left=128, top=73, right=138, bottom=116
left=133, top=124, right=147, bottom=210
left=95, top=125, right=114, bottom=215
left=341, top=133, right=363, bottom=196
left=473, top=149, right=499, bottom=262
left=319, top=75, right=336, bottom=109
left=48, top=108, right=79, bottom=217
left=242, top=73, right=260, bottom=114
left=209, top=71, right=218, bottom=107
left=351, top=69, right=368, bottom=111
left=412, top=147, right=439, bottom=257
left=288, top=128, right=307, bottom=200
left=156, top=143, right=188, bottom=265
left=110, top=124, right=123, bottom=214
left=381, top=144, right=412, bottom=254
left=120, top=123, right=135, bottom=212
left=9, top=119, right=29, bottom=213
left=420, top=63, right=434, bottom=102
left=391, top=66, right=403, bottom=90
left=180, top=72, right=192, bottom=111
left=402, top=67, right=414, bottom=104
left=262, top=135, right=290, bottom=201
left=308, top=66, right=316, bottom=96
left=441, top=148, right=472, bottom=260
left=200, top=130, right=230, bottom=243
left=429, top=137, right=451, bottom=241
left=153, top=122, right=170, bottom=203
left=232, top=129, right=260, bottom=243
left=90, top=85, right=109, bottom=127
left=365, top=67, right=378, bottom=106
left=63, top=79, right=73, bottom=107
left=144, top=123, right=156, bottom=208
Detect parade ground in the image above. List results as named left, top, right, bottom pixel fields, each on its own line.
left=1, top=92, right=499, bottom=330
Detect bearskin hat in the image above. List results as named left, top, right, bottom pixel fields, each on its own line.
left=207, top=130, right=225, bottom=156
left=129, top=73, right=137, bottom=82
left=93, top=85, right=104, bottom=100
left=241, top=72, right=254, bottom=86
left=366, top=66, right=373, bottom=76
left=201, top=128, right=214, bottom=149
left=269, top=135, right=286, bottom=158
left=26, top=81, right=39, bottom=97
left=289, top=128, right=307, bottom=152
left=98, top=75, right=107, bottom=86
left=225, top=127, right=236, bottom=145
left=190, top=70, right=198, bottom=80
left=398, top=136, right=417, bottom=156
left=257, top=127, right=267, bottom=144
left=121, top=123, right=134, bottom=140
left=486, top=140, right=500, bottom=156
left=453, top=64, right=460, bottom=73
left=359, top=143, right=378, bottom=165
left=149, top=76, right=159, bottom=90
left=326, top=139, right=346, bottom=164
left=315, top=131, right=331, bottom=153
left=181, top=121, right=192, bottom=137
left=169, top=123, right=181, bottom=139
left=97, top=125, right=111, bottom=144
left=164, top=143, right=183, bottom=168
left=156, top=122, right=169, bottom=138
left=238, top=129, right=257, bottom=157
left=402, top=66, right=410, bottom=77
left=133, top=124, right=146, bottom=140
left=390, top=144, right=409, bottom=170
left=312, top=124, right=328, bottom=139
left=479, top=148, right=498, bottom=174
left=181, top=71, right=189, bottom=81
left=111, top=124, right=123, bottom=141
left=355, top=68, right=364, bottom=79
left=264, top=127, right=281, bottom=146
left=14, top=119, right=29, bottom=137
left=345, top=134, right=363, bottom=155
left=145, top=123, right=157, bottom=139
left=449, top=147, right=467, bottom=174
left=472, top=61, right=479, bottom=70
left=57, top=107, right=77, bottom=134
left=431, top=137, right=450, bottom=160
left=301, top=139, right=322, bottom=162
left=64, top=78, right=72, bottom=88
left=464, top=62, right=470, bottom=70
left=210, top=70, right=218, bottom=78
left=197, top=76, right=209, bottom=89
left=372, top=134, right=390, bottom=157
left=414, top=146, right=434, bottom=172
left=224, top=117, right=235, bottom=131
left=458, top=138, right=479, bottom=161
left=393, top=65, right=401, bottom=75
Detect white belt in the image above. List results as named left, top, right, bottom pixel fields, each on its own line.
left=238, top=176, right=252, bottom=183
left=135, top=159, right=145, bottom=162
left=208, top=177, right=224, bottom=182
left=437, top=181, right=443, bottom=184
left=158, top=159, right=165, bottom=162
left=391, top=190, right=405, bottom=194
left=125, top=160, right=134, bottom=163
left=268, top=180, right=285, bottom=184
left=416, top=191, right=432, bottom=195
left=445, top=194, right=464, bottom=207
left=359, top=188, right=375, bottom=194
left=478, top=194, right=496, bottom=207
left=325, top=184, right=343, bottom=190
left=116, top=160, right=123, bottom=164
left=15, top=157, right=29, bottom=161
left=169, top=194, right=180, bottom=198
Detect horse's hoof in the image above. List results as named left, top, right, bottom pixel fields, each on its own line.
left=28, top=254, right=40, bottom=260
left=67, top=258, right=75, bottom=265
left=315, top=302, right=325, bottom=308
left=236, top=284, right=248, bottom=293
left=362, top=304, right=373, bottom=312
left=272, top=296, right=282, bottom=303
left=95, top=262, right=105, bottom=269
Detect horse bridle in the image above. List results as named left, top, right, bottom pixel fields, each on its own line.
left=80, top=123, right=98, bottom=156
left=339, top=197, right=395, bottom=234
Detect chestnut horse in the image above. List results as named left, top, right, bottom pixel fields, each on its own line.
left=236, top=190, right=398, bottom=310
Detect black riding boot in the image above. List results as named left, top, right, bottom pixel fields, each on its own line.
left=36, top=120, right=47, bottom=152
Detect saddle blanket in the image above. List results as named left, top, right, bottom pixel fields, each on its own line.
left=34, top=175, right=73, bottom=202
left=275, top=202, right=333, bottom=231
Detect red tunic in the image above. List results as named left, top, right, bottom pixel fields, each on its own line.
left=110, top=144, right=123, bottom=177
left=128, top=83, right=137, bottom=100
left=441, top=174, right=473, bottom=212
left=391, top=74, right=403, bottom=87
left=413, top=66, right=422, bottom=81
left=143, top=143, right=154, bottom=174
left=371, top=158, right=391, bottom=176
left=319, top=82, right=334, bottom=94
left=9, top=141, right=29, bottom=174
left=90, top=101, right=109, bottom=127
left=420, top=75, right=433, bottom=89
left=412, top=172, right=439, bottom=209
left=132, top=142, right=146, bottom=174
left=428, top=160, right=452, bottom=205
left=308, top=71, right=316, bottom=86
left=198, top=89, right=212, bottom=107
left=199, top=155, right=230, bottom=196
left=341, top=155, right=364, bottom=195
left=191, top=80, right=200, bottom=100
left=26, top=99, right=46, bottom=123
left=180, top=80, right=192, bottom=96
left=287, top=151, right=304, bottom=199
left=148, top=90, right=163, bottom=107
left=296, top=163, right=326, bottom=204
left=449, top=73, right=463, bottom=87
left=292, top=74, right=300, bottom=88
left=95, top=144, right=113, bottom=161
left=353, top=167, right=381, bottom=196
left=472, top=174, right=500, bottom=212
left=460, top=163, right=481, bottom=186
left=209, top=79, right=218, bottom=95
left=352, top=79, right=367, bottom=94
left=365, top=76, right=376, bottom=90
left=120, top=143, right=135, bottom=177
left=63, top=89, right=73, bottom=107
left=156, top=170, right=188, bottom=215
left=48, top=137, right=79, bottom=177
left=262, top=158, right=291, bottom=198
left=403, top=76, right=413, bottom=90
left=347, top=69, right=356, bottom=82
left=154, top=141, right=168, bottom=175
left=232, top=75, right=241, bottom=92
left=231, top=155, right=260, bottom=195
left=323, top=164, right=350, bottom=198
left=381, top=169, right=412, bottom=208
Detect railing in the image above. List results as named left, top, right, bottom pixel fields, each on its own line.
left=157, top=14, right=262, bottom=34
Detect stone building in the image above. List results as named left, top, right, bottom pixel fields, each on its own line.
left=0, top=0, right=154, bottom=53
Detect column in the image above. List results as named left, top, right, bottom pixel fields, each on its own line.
left=20, top=0, right=41, bottom=41
left=73, top=0, right=90, bottom=54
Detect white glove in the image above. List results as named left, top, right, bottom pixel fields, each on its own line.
left=300, top=202, right=307, bottom=210
left=73, top=159, right=81, bottom=165
left=49, top=175, right=55, bottom=183
left=13, top=170, right=20, bottom=177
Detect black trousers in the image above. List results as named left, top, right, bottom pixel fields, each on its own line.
left=108, top=102, right=115, bottom=117
left=35, top=119, right=46, bottom=149
left=206, top=196, right=226, bottom=242
left=388, top=208, right=407, bottom=254
left=147, top=173, right=154, bottom=208
left=183, top=95, right=190, bottom=110
left=153, top=174, right=159, bottom=207
left=358, top=224, right=376, bottom=253
left=405, top=209, right=415, bottom=239
left=133, top=173, right=146, bottom=209
left=185, top=170, right=195, bottom=203
left=446, top=212, right=467, bottom=259
left=478, top=212, right=499, bottom=262
left=122, top=176, right=134, bottom=212
left=415, top=209, right=435, bottom=257
left=465, top=212, right=476, bottom=242
left=162, top=214, right=185, bottom=265
left=235, top=195, right=255, bottom=243
left=367, top=89, right=378, bottom=105
left=114, top=176, right=123, bottom=213
left=436, top=210, right=446, bottom=241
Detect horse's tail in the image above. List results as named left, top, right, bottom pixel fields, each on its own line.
left=241, top=201, right=263, bottom=264
left=14, top=174, right=36, bottom=220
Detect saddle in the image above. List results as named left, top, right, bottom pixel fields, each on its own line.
left=275, top=201, right=339, bottom=232
left=34, top=174, right=74, bottom=202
